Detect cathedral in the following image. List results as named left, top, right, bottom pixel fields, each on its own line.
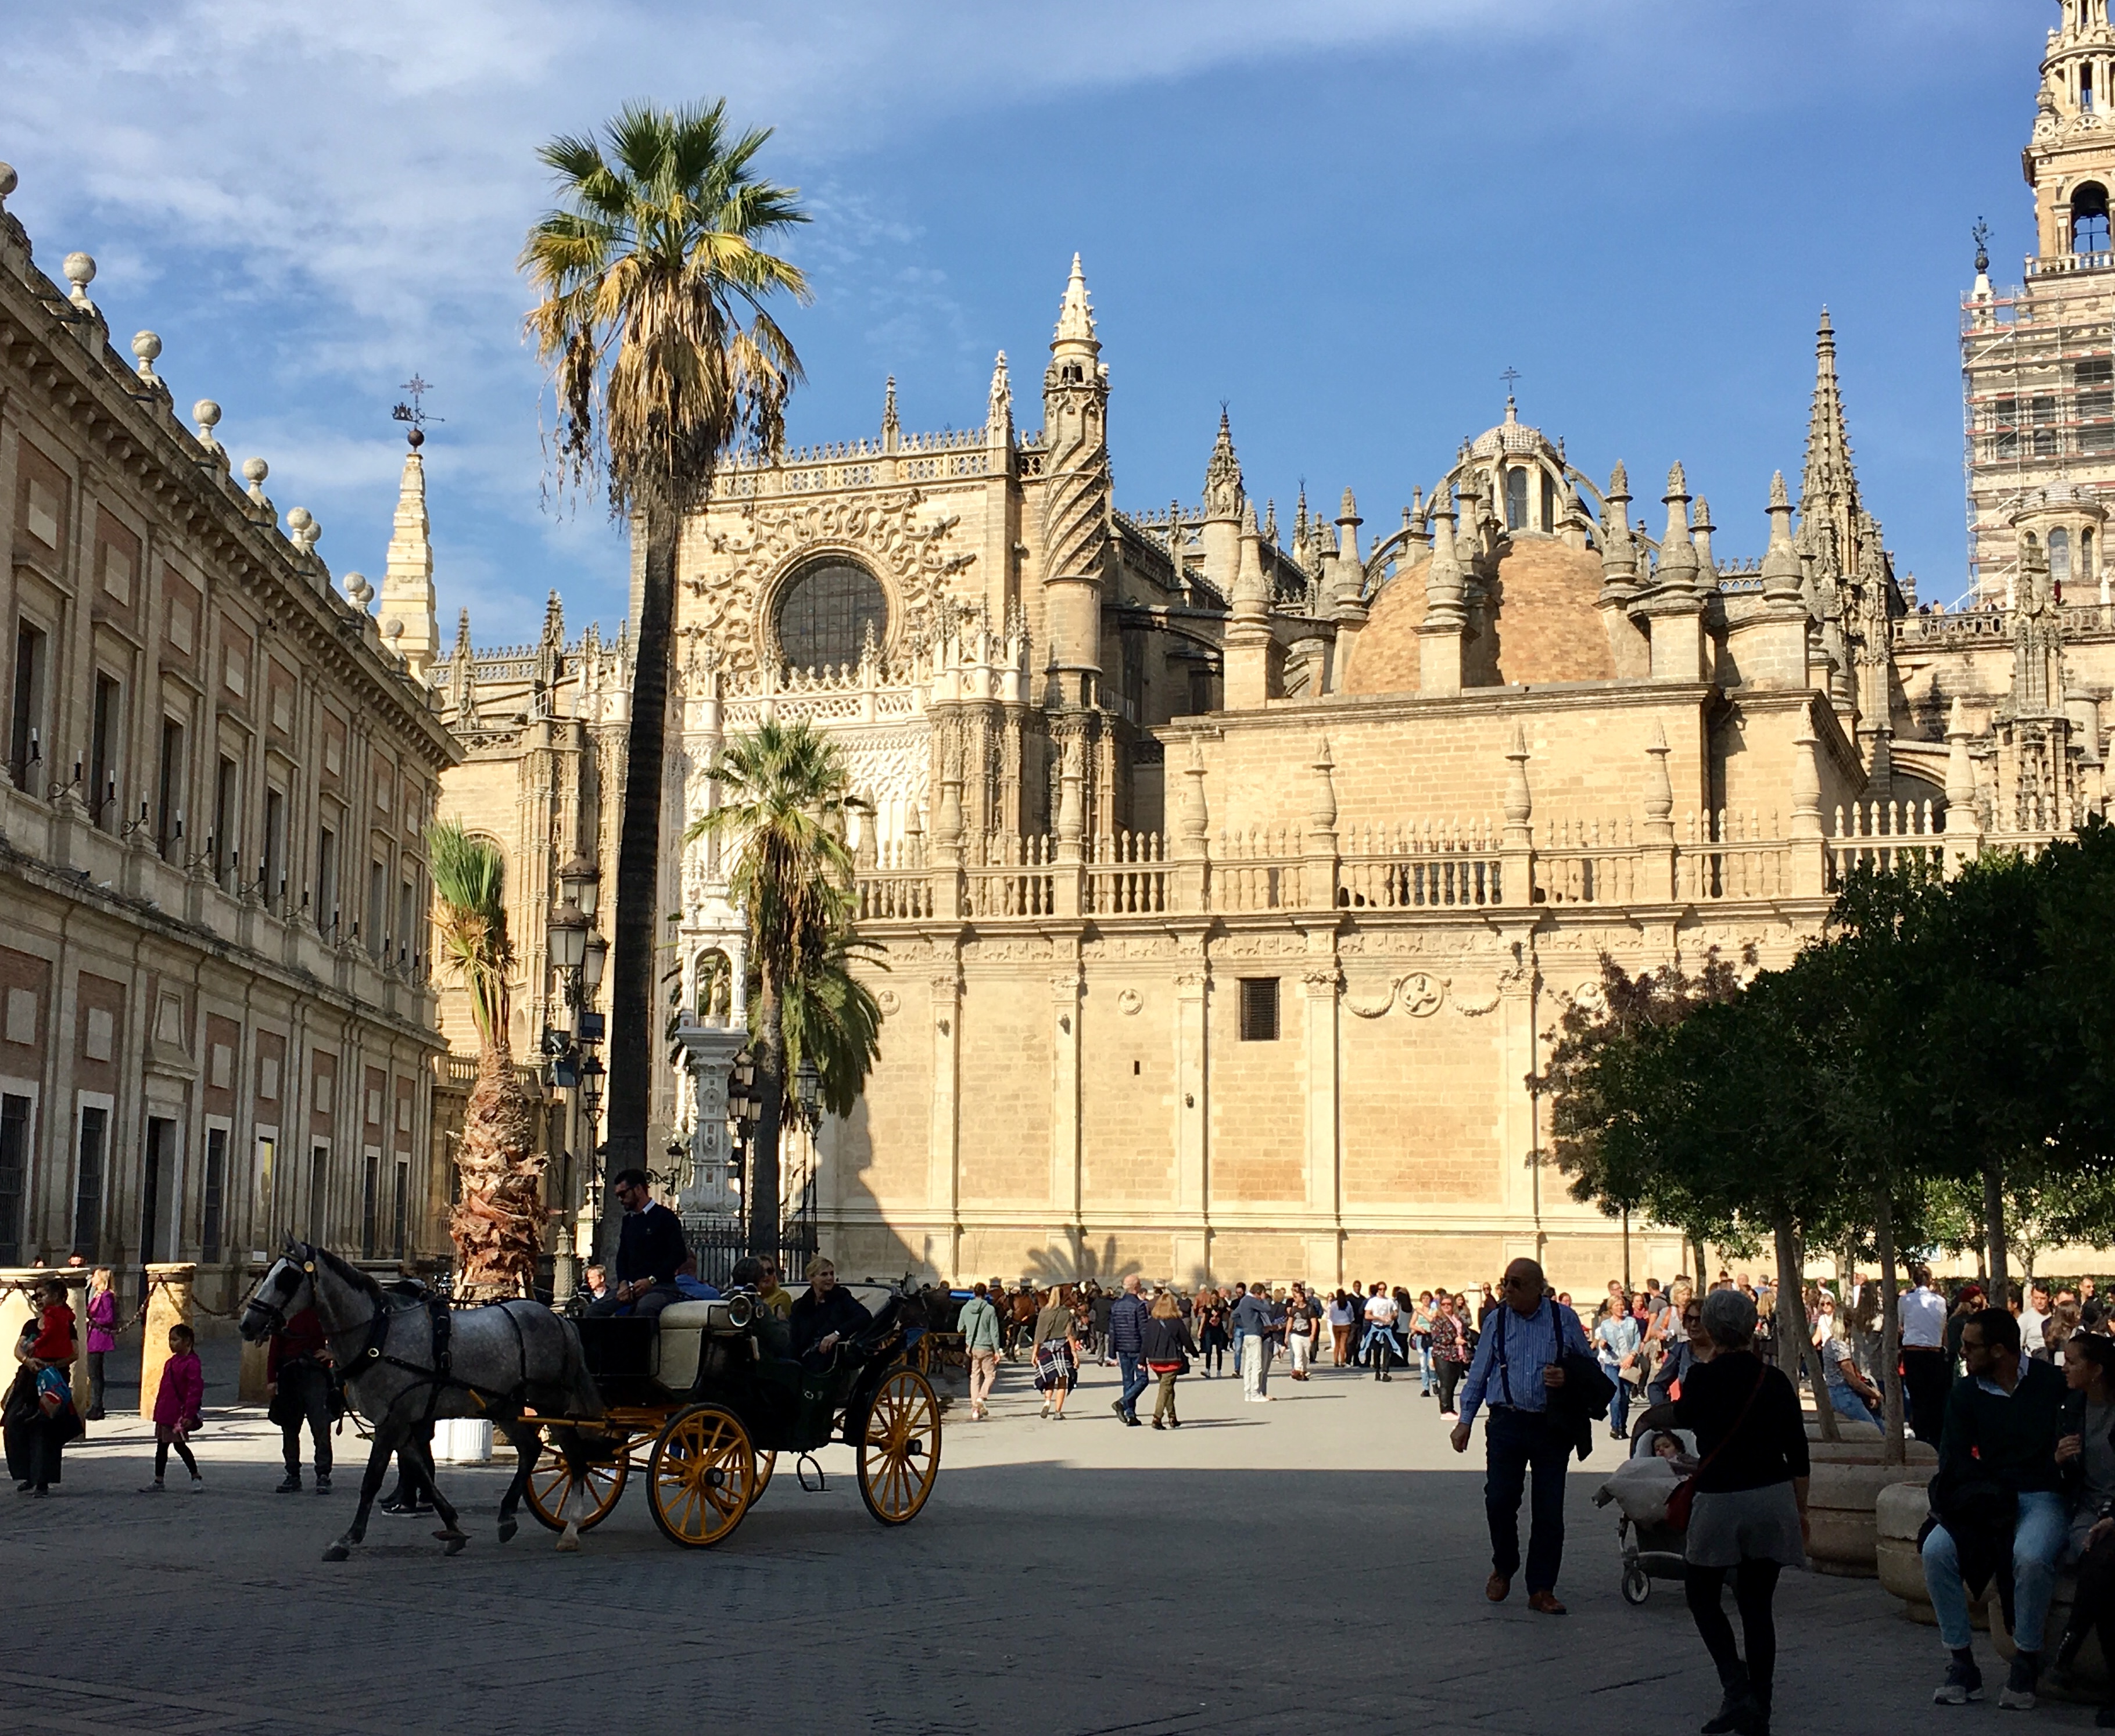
left=429, top=2, right=2115, bottom=1294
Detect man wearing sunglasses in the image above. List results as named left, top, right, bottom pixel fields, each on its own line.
left=585, top=1170, right=687, bottom=1321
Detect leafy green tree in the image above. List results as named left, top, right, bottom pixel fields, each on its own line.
left=521, top=99, right=808, bottom=1216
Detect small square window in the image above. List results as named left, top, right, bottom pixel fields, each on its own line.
left=1238, top=977, right=1280, bottom=1042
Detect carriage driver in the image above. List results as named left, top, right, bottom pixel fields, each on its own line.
left=585, top=1170, right=687, bottom=1320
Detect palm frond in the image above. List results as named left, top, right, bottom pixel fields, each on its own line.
left=428, top=818, right=515, bottom=1051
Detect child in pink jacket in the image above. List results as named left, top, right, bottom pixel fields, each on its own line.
left=142, top=1325, right=203, bottom=1492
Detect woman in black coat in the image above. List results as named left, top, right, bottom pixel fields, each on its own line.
left=1140, top=1292, right=1200, bottom=1430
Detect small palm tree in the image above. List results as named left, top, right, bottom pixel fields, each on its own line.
left=687, top=720, right=874, bottom=1251
left=522, top=98, right=809, bottom=1210
left=429, top=819, right=540, bottom=1296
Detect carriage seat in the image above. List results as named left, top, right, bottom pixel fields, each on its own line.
left=655, top=1298, right=752, bottom=1391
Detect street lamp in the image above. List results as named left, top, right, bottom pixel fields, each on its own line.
left=794, top=1056, right=822, bottom=1122
left=548, top=899, right=587, bottom=974
left=558, top=851, right=600, bottom=921
left=579, top=1053, right=605, bottom=1125
left=582, top=929, right=608, bottom=993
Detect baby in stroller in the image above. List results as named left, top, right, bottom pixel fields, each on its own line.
left=1597, top=1427, right=1700, bottom=1604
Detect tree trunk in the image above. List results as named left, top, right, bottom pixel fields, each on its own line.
left=603, top=504, right=679, bottom=1263
left=1775, top=1211, right=1839, bottom=1442
left=1985, top=1158, right=2009, bottom=1297
left=450, top=1041, right=542, bottom=1300
left=1875, top=1184, right=1905, bottom=1467
left=749, top=967, right=785, bottom=1258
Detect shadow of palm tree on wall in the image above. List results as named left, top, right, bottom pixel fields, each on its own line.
left=1023, top=1236, right=1139, bottom=1288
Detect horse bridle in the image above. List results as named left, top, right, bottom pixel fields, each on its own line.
left=242, top=1256, right=315, bottom=1336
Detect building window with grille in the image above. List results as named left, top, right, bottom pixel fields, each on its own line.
left=1238, top=977, right=1280, bottom=1042
left=773, top=558, right=887, bottom=673
left=200, top=1125, right=227, bottom=1262
left=1504, top=467, right=1528, bottom=530
left=2033, top=394, right=2059, bottom=458
left=73, top=1104, right=106, bottom=1258
left=361, top=1149, right=381, bottom=1258
left=1995, top=395, right=2020, bottom=459
left=0, top=1093, right=29, bottom=1265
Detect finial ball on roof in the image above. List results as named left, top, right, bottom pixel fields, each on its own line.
left=62, top=252, right=95, bottom=289
left=0, top=164, right=17, bottom=202
left=242, top=457, right=269, bottom=485
left=131, top=331, right=162, bottom=365
left=407, top=426, right=424, bottom=450
left=193, top=399, right=221, bottom=430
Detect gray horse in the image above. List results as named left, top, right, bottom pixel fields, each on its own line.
left=238, top=1239, right=603, bottom=1561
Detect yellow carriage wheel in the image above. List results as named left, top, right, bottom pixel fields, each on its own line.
left=858, top=1367, right=942, bottom=1526
left=525, top=1425, right=630, bottom=1533
left=646, top=1403, right=755, bottom=1548
left=749, top=1448, right=777, bottom=1503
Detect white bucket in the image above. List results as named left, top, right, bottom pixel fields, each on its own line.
left=432, top=1418, right=493, bottom=1464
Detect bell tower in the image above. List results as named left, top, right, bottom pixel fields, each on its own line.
left=1963, top=1, right=2115, bottom=606
left=2025, top=0, right=2115, bottom=263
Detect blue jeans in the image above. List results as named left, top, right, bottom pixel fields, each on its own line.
left=1483, top=1405, right=1572, bottom=1594
left=1117, top=1352, right=1150, bottom=1418
left=1826, top=1383, right=1879, bottom=1429
left=1922, top=1489, right=2069, bottom=1652
left=1602, top=1362, right=1629, bottom=1436
left=1418, top=1343, right=1436, bottom=1393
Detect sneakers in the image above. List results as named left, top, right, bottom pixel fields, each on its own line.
left=188, top=1476, right=204, bottom=1493
left=315, top=1473, right=332, bottom=1495
left=1934, top=1656, right=1985, bottom=1705
left=1999, top=1651, right=2039, bottom=1711
left=275, top=1473, right=302, bottom=1494
left=139, top=1480, right=164, bottom=1494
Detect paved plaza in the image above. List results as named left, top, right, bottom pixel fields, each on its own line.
left=0, top=1340, right=2084, bottom=1736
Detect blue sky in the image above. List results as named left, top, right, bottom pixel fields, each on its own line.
left=1, top=0, right=2044, bottom=640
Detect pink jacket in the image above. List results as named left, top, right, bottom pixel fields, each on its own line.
left=152, top=1350, right=203, bottom=1427
left=86, top=1289, right=118, bottom=1355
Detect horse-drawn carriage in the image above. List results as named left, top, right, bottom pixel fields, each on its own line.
left=524, top=1287, right=942, bottom=1548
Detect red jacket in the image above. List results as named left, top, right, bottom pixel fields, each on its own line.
left=28, top=1303, right=74, bottom=1361
left=152, top=1350, right=203, bottom=1427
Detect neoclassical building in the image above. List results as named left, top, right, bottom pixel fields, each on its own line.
left=0, top=171, right=458, bottom=1310
left=423, top=2, right=2114, bottom=1295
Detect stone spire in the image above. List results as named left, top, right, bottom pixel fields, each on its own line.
left=1656, top=462, right=1699, bottom=589
left=535, top=590, right=565, bottom=710
left=448, top=608, right=476, bottom=726
left=1760, top=470, right=1804, bottom=604
left=1600, top=462, right=1636, bottom=585
left=881, top=374, right=900, bottom=451
left=985, top=350, right=1011, bottom=443
left=1051, top=252, right=1098, bottom=356
left=1797, top=309, right=1864, bottom=571
left=379, top=429, right=440, bottom=682
left=1202, top=408, right=1244, bottom=522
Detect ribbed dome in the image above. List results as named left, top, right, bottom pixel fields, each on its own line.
left=1339, top=537, right=1614, bottom=696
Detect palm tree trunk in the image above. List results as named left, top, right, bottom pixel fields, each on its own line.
left=604, top=501, right=677, bottom=1257
left=750, top=969, right=784, bottom=1257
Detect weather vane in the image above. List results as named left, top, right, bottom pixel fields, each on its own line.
left=1972, top=217, right=1991, bottom=275
left=391, top=375, right=443, bottom=447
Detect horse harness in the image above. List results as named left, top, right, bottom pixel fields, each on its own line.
left=350, top=1293, right=535, bottom=1426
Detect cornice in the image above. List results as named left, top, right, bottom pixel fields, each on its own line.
left=0, top=277, right=460, bottom=775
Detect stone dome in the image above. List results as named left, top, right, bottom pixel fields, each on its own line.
left=1340, top=537, right=1615, bottom=695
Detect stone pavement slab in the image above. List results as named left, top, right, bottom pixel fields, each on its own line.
left=0, top=1349, right=2091, bottom=1735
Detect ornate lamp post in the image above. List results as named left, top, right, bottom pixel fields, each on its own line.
left=543, top=854, right=605, bottom=1304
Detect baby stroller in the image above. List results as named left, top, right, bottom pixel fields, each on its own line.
left=1603, top=1423, right=1698, bottom=1605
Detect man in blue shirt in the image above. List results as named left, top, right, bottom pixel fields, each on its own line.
left=1108, top=1275, right=1150, bottom=1425
left=1449, top=1257, right=1593, bottom=1615
left=1229, top=1282, right=1277, bottom=1402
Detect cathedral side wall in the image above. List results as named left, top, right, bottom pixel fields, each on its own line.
left=956, top=969, right=1056, bottom=1210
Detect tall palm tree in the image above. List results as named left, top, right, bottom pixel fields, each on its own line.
left=521, top=99, right=809, bottom=1221
left=429, top=819, right=540, bottom=1296
left=686, top=719, right=870, bottom=1251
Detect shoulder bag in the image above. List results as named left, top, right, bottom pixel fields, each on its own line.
left=1665, top=1364, right=1769, bottom=1533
